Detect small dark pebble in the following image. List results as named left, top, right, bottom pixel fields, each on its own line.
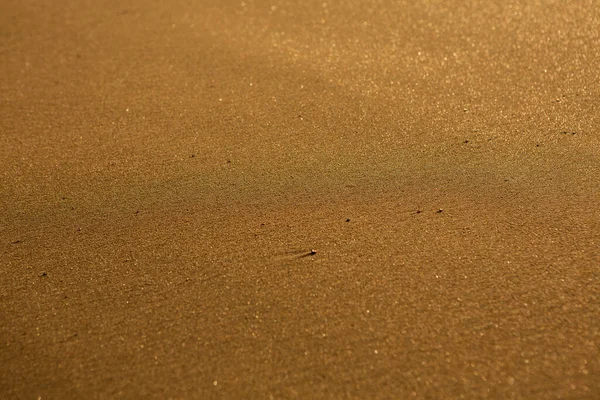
left=190, top=154, right=196, bottom=158
left=463, top=140, right=469, bottom=143
left=345, top=218, right=351, bottom=222
left=436, top=209, right=443, bottom=213
left=309, top=249, right=317, bottom=255
left=134, top=210, right=140, bottom=215
left=415, top=210, right=422, bottom=214
left=40, top=272, right=48, bottom=277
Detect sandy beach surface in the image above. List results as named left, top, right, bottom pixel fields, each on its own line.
left=1, top=0, right=599, bottom=398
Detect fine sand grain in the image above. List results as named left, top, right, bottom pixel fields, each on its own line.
left=1, top=0, right=599, bottom=398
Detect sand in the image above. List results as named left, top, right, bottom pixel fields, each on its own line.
left=1, top=0, right=599, bottom=398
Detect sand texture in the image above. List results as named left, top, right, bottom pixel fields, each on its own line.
left=1, top=0, right=599, bottom=398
